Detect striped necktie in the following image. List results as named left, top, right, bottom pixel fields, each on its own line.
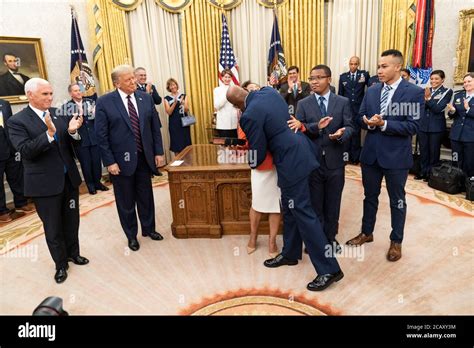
left=319, top=96, right=327, bottom=117
left=380, top=85, right=393, bottom=115
left=126, top=95, right=143, bottom=152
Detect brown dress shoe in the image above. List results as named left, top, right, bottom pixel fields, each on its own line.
left=387, top=242, right=402, bottom=262
left=16, top=203, right=36, bottom=214
left=346, top=232, right=374, bottom=246
left=0, top=212, right=13, bottom=223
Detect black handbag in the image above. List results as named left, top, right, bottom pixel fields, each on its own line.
left=428, top=162, right=465, bottom=194
left=466, top=177, right=474, bottom=201
left=409, top=136, right=421, bottom=176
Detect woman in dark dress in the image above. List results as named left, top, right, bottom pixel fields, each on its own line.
left=164, top=78, right=192, bottom=155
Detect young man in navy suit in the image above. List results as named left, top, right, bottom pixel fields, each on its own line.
left=290, top=65, right=354, bottom=251
left=95, top=65, right=165, bottom=252
left=345, top=49, right=424, bottom=262
left=226, top=85, right=343, bottom=292
left=338, top=56, right=370, bottom=164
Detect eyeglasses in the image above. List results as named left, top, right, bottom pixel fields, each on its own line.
left=308, top=76, right=329, bottom=82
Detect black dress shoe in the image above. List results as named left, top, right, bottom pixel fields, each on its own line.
left=128, top=239, right=140, bottom=251
left=156, top=170, right=163, bottom=176
left=68, top=255, right=90, bottom=265
left=96, top=184, right=109, bottom=191
left=307, top=270, right=344, bottom=291
left=142, top=231, right=164, bottom=240
left=414, top=174, right=424, bottom=180
left=263, top=253, right=298, bottom=268
left=54, top=267, right=68, bottom=284
left=88, top=189, right=97, bottom=195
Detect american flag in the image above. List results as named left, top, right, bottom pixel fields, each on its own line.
left=218, top=14, right=239, bottom=86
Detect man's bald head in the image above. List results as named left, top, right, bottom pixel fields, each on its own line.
left=226, top=85, right=248, bottom=111
left=349, top=56, right=360, bottom=73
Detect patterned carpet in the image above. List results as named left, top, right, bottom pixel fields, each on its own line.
left=0, top=166, right=472, bottom=315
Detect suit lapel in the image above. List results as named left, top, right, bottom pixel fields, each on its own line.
left=374, top=83, right=384, bottom=115
left=309, top=94, right=322, bottom=121
left=113, top=90, right=133, bottom=133
left=391, top=79, right=409, bottom=106
left=327, top=92, right=336, bottom=117
left=27, top=106, right=48, bottom=132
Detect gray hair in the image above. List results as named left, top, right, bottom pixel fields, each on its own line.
left=68, top=83, right=80, bottom=93
left=111, top=65, right=134, bottom=84
left=134, top=67, right=146, bottom=74
left=24, top=77, right=50, bottom=95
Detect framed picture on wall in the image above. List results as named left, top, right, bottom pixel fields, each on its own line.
left=0, top=36, right=48, bottom=104
left=454, top=9, right=474, bottom=84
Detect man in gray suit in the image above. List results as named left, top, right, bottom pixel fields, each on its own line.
left=288, top=65, right=354, bottom=251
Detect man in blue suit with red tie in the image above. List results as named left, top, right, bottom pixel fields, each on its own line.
left=345, top=49, right=424, bottom=262
left=95, top=65, right=165, bottom=252
left=226, top=85, right=343, bottom=292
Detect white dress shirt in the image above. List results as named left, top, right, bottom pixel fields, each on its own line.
left=29, top=104, right=80, bottom=142
left=118, top=88, right=140, bottom=118
left=10, top=69, right=24, bottom=84
left=214, top=85, right=238, bottom=130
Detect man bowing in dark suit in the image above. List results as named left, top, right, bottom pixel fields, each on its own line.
left=345, top=49, right=424, bottom=262
left=8, top=78, right=89, bottom=283
left=227, top=85, right=343, bottom=292
left=95, top=65, right=165, bottom=252
left=290, top=65, right=354, bottom=251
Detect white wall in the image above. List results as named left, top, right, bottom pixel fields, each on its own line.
left=0, top=0, right=96, bottom=114
left=433, top=0, right=474, bottom=89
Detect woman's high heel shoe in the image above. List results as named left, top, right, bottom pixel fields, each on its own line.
left=247, top=246, right=257, bottom=254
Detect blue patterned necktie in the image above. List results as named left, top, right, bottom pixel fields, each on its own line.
left=319, top=96, right=327, bottom=117
left=380, top=85, right=393, bottom=115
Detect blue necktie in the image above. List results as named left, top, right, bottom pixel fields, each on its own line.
left=319, top=96, right=327, bottom=117
left=380, top=85, right=393, bottom=115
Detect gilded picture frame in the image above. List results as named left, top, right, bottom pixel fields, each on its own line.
left=454, top=8, right=474, bottom=84
left=0, top=36, right=48, bottom=104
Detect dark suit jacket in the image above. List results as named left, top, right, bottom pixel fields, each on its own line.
left=357, top=79, right=423, bottom=169
left=240, top=87, right=319, bottom=188
left=7, top=106, right=82, bottom=197
left=0, top=99, right=14, bottom=161
left=338, top=70, right=370, bottom=112
left=279, top=81, right=311, bottom=114
left=95, top=90, right=164, bottom=176
left=136, top=84, right=162, bottom=105
left=449, top=90, right=474, bottom=142
left=0, top=71, right=30, bottom=96
left=296, top=93, right=354, bottom=169
left=420, top=86, right=452, bottom=133
left=61, top=99, right=98, bottom=147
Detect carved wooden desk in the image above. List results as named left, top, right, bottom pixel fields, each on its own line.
left=166, top=144, right=277, bottom=238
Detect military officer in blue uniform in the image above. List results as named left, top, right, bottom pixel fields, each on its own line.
left=447, top=72, right=474, bottom=178
left=417, top=70, right=453, bottom=180
left=338, top=56, right=370, bottom=164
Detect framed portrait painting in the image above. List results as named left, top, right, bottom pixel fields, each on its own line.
left=0, top=36, right=48, bottom=104
left=454, top=9, right=474, bottom=84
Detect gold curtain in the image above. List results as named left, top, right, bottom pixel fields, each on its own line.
left=182, top=2, right=224, bottom=145
left=277, top=0, right=325, bottom=81
left=87, top=0, right=132, bottom=93
left=379, top=0, right=416, bottom=62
